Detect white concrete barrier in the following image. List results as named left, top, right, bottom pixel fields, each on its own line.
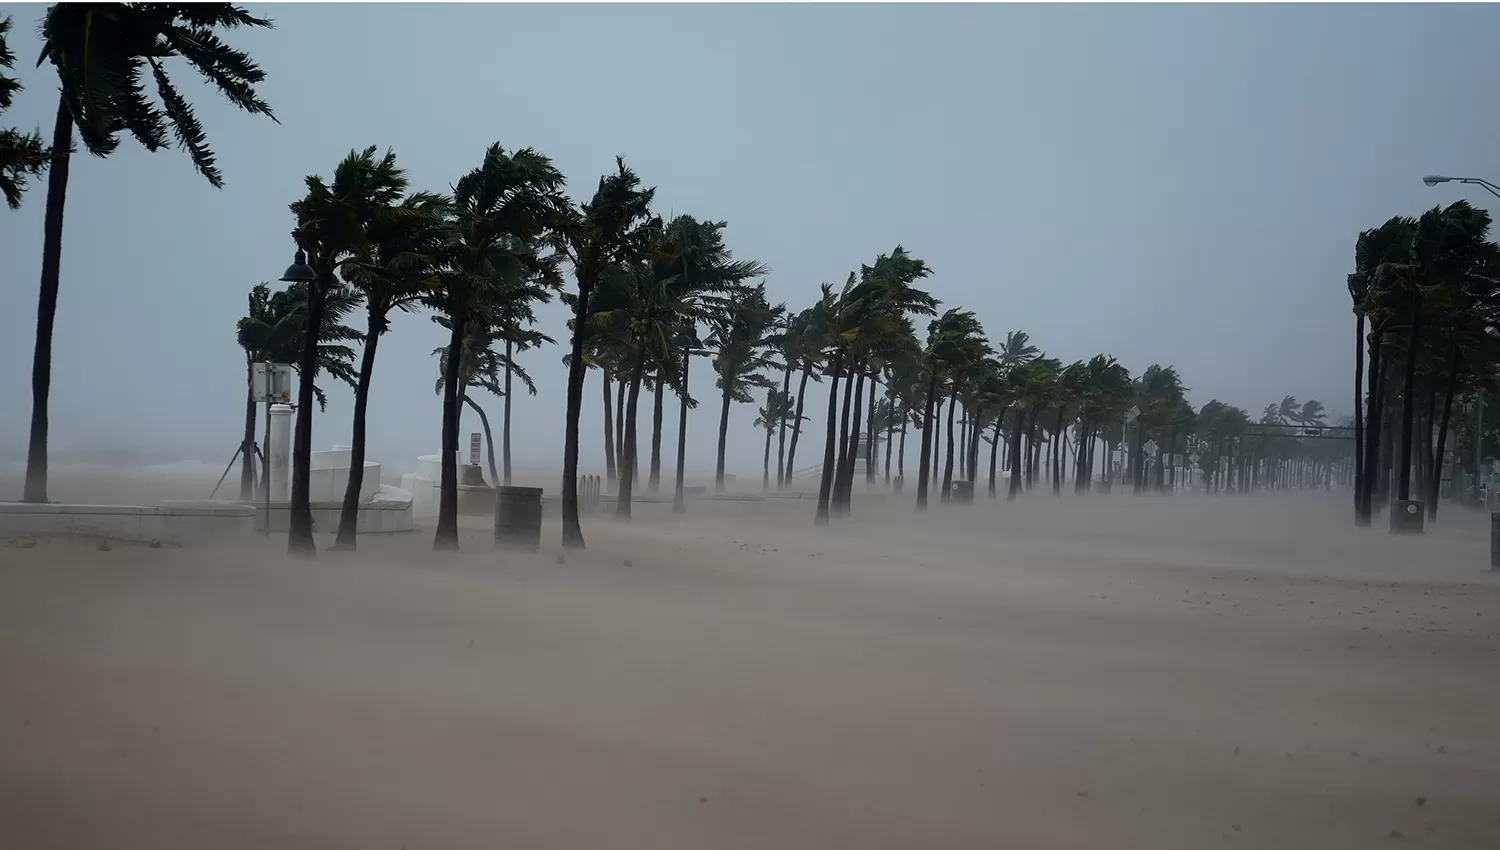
left=0, top=502, right=256, bottom=544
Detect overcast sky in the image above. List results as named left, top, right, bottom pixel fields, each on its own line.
left=2, top=3, right=1498, bottom=478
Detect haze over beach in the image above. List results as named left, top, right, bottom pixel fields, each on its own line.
left=2, top=3, right=1500, bottom=850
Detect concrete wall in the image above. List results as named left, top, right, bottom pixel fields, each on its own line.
left=0, top=502, right=257, bottom=544
left=255, top=500, right=413, bottom=534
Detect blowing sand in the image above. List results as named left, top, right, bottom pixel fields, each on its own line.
left=1, top=485, right=1498, bottom=849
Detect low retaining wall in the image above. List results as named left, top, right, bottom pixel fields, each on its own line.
left=253, top=500, right=414, bottom=534
left=0, top=502, right=256, bottom=544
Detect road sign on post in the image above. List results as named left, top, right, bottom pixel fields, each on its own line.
left=1189, top=451, right=1202, bottom=466
left=470, top=433, right=481, bottom=466
left=1143, top=438, right=1159, bottom=456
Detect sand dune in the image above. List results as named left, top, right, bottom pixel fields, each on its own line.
left=2, top=484, right=1498, bottom=849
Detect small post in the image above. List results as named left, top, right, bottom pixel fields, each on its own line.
left=1490, top=512, right=1500, bottom=570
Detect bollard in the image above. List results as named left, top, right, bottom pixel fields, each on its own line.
left=1491, top=512, right=1500, bottom=570
left=494, top=486, right=543, bottom=551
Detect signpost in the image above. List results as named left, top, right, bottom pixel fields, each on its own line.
left=470, top=433, right=482, bottom=467
left=1143, top=438, right=1158, bottom=456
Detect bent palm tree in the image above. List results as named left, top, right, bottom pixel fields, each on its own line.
left=28, top=3, right=276, bottom=503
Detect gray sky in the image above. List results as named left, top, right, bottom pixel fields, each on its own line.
left=3, top=3, right=1499, bottom=476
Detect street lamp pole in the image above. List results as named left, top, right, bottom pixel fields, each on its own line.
left=1424, top=175, right=1497, bottom=503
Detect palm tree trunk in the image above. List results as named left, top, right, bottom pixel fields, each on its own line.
left=334, top=313, right=383, bottom=550
left=715, top=383, right=733, bottom=492
left=832, top=364, right=856, bottom=510
left=865, top=374, right=879, bottom=485
left=941, top=392, right=957, bottom=502
left=884, top=419, right=895, bottom=483
left=1360, top=327, right=1385, bottom=522
left=465, top=395, right=499, bottom=489
left=1353, top=313, right=1365, bottom=520
left=837, top=370, right=866, bottom=513
left=502, top=339, right=514, bottom=486
left=602, top=371, right=616, bottom=487
left=786, top=362, right=811, bottom=489
left=776, top=365, right=793, bottom=487
left=23, top=97, right=74, bottom=504
left=241, top=357, right=258, bottom=500
left=1429, top=347, right=1460, bottom=520
left=897, top=416, right=908, bottom=482
left=959, top=411, right=969, bottom=481
left=1007, top=411, right=1024, bottom=500
left=288, top=267, right=329, bottom=557
left=617, top=346, right=646, bottom=519
left=1052, top=410, right=1065, bottom=495
left=648, top=377, right=664, bottom=493
left=615, top=375, right=628, bottom=477
left=988, top=417, right=1002, bottom=497
left=816, top=355, right=844, bottom=524
left=1397, top=298, right=1422, bottom=501
left=561, top=282, right=593, bottom=550
left=762, top=418, right=773, bottom=490
left=931, top=392, right=943, bottom=482
left=916, top=370, right=938, bottom=511
left=434, top=314, right=466, bottom=551
left=672, top=350, right=691, bottom=514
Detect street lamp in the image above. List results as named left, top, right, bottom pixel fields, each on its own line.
left=1422, top=174, right=1500, bottom=200
left=279, top=231, right=316, bottom=283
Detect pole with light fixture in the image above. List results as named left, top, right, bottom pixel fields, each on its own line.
left=275, top=233, right=316, bottom=541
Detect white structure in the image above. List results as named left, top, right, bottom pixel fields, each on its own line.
left=268, top=402, right=292, bottom=501
left=400, top=453, right=454, bottom=519
left=0, top=501, right=256, bottom=544
left=259, top=439, right=414, bottom=533
left=310, top=444, right=380, bottom=503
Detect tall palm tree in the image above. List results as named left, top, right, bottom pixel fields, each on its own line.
left=332, top=183, right=448, bottom=550
left=707, top=284, right=783, bottom=491
left=781, top=304, right=828, bottom=491
left=491, top=276, right=556, bottom=486
left=0, top=16, right=48, bottom=210
left=551, top=158, right=656, bottom=549
left=287, top=147, right=409, bottom=555
left=429, top=143, right=567, bottom=550
left=914, top=309, right=985, bottom=510
left=431, top=315, right=535, bottom=491
left=26, top=3, right=276, bottom=504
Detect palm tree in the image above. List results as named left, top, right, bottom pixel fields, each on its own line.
left=491, top=276, right=556, bottom=486
left=0, top=16, right=48, bottom=210
left=235, top=281, right=362, bottom=500
left=429, top=143, right=566, bottom=550
left=781, top=304, right=827, bottom=491
left=707, top=284, right=783, bottom=492
left=915, top=309, right=985, bottom=510
left=432, top=316, right=532, bottom=491
left=26, top=3, right=276, bottom=504
left=755, top=389, right=798, bottom=489
left=332, top=183, right=448, bottom=550
left=287, top=147, right=409, bottom=555
left=552, top=158, right=656, bottom=549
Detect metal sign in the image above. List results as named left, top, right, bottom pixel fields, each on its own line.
left=251, top=362, right=293, bottom=404
left=470, top=433, right=481, bottom=466
left=1143, top=438, right=1159, bottom=456
left=1189, top=451, right=1202, bottom=466
left=1125, top=406, right=1140, bottom=424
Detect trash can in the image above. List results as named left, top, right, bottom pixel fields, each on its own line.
left=952, top=480, right=974, bottom=503
left=494, top=486, right=543, bottom=551
left=1389, top=499, right=1424, bottom=535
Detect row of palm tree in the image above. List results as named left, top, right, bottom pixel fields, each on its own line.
left=1348, top=200, right=1500, bottom=525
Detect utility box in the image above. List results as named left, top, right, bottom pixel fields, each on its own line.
left=1389, top=500, right=1425, bottom=535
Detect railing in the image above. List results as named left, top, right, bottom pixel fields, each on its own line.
left=577, top=474, right=602, bottom=512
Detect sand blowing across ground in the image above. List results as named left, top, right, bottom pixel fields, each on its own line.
left=1, top=485, right=1498, bottom=849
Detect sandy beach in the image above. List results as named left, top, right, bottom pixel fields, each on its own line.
left=2, top=485, right=1498, bottom=849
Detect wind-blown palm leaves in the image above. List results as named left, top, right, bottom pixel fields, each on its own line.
left=913, top=308, right=986, bottom=511
left=707, top=283, right=785, bottom=492
left=25, top=2, right=277, bottom=504
left=332, top=168, right=449, bottom=550
left=0, top=16, right=48, bottom=210
left=428, top=143, right=567, bottom=550
left=552, top=158, right=657, bottom=548
left=287, top=146, right=409, bottom=555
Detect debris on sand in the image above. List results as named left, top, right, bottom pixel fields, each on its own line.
left=623, top=559, right=634, bottom=567
left=1389, top=830, right=1404, bottom=839
left=555, top=555, right=566, bottom=565
left=1415, top=796, right=1426, bottom=807
left=96, top=540, right=111, bottom=551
